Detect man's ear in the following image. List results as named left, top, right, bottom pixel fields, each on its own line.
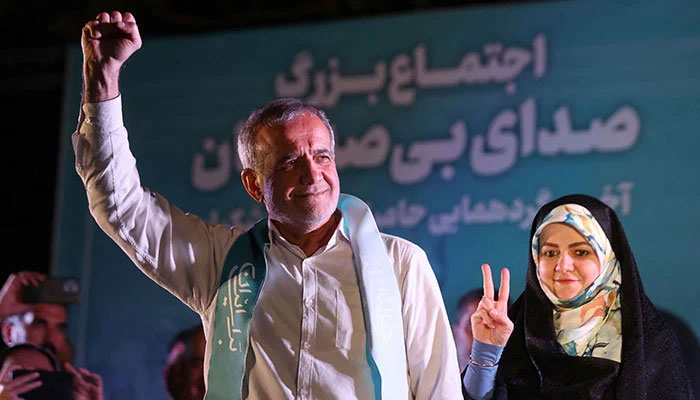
left=1, top=319, right=16, bottom=346
left=241, top=169, right=264, bottom=203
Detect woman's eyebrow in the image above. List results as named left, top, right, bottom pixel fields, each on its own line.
left=540, top=241, right=558, bottom=248
left=568, top=241, right=591, bottom=248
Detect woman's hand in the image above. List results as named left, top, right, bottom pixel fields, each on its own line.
left=471, top=264, right=513, bottom=346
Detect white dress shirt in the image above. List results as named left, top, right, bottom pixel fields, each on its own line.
left=244, top=221, right=373, bottom=399
left=73, top=95, right=462, bottom=399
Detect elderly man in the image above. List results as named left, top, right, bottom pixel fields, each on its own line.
left=75, top=11, right=461, bottom=399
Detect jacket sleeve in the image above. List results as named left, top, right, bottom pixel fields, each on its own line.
left=462, top=340, right=503, bottom=400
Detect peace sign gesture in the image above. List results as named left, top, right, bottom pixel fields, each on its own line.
left=470, top=264, right=513, bottom=346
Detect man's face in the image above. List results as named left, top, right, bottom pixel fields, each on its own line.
left=23, top=304, right=71, bottom=364
left=453, top=300, right=479, bottom=356
left=165, top=329, right=206, bottom=400
left=185, top=330, right=205, bottom=400
left=255, top=113, right=340, bottom=231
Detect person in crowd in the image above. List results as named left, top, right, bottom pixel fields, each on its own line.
left=453, top=289, right=483, bottom=372
left=463, top=194, right=694, bottom=399
left=75, top=10, right=460, bottom=399
left=0, top=343, right=103, bottom=400
left=0, top=272, right=73, bottom=364
left=164, top=325, right=206, bottom=400
left=0, top=343, right=54, bottom=398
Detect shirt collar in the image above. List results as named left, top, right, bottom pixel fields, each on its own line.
left=267, top=211, right=349, bottom=258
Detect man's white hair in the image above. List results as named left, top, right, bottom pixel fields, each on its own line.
left=237, top=98, right=335, bottom=173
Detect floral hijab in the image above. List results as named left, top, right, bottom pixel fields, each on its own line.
left=493, top=195, right=693, bottom=400
left=531, top=203, right=622, bottom=362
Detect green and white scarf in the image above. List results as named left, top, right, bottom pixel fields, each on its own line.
left=205, top=194, right=408, bottom=399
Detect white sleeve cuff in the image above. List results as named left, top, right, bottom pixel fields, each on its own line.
left=80, top=95, right=123, bottom=134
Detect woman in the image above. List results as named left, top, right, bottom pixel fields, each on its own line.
left=464, top=194, right=693, bottom=399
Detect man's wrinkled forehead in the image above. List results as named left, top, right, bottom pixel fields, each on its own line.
left=258, top=113, right=332, bottom=146
left=256, top=114, right=334, bottom=165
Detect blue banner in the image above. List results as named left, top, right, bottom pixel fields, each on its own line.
left=56, top=1, right=700, bottom=398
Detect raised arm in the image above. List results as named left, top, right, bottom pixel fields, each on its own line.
left=74, top=12, right=243, bottom=313
left=0, top=272, right=46, bottom=320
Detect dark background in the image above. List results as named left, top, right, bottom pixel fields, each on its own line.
left=2, top=0, right=539, bottom=282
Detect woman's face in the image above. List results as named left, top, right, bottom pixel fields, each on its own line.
left=538, top=223, right=601, bottom=300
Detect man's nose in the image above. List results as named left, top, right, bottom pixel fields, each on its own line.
left=46, top=326, right=65, bottom=343
left=299, top=157, right=321, bottom=185
left=42, top=340, right=57, bottom=353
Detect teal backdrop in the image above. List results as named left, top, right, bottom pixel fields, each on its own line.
left=55, top=1, right=700, bottom=398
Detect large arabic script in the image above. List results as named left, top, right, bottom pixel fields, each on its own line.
left=275, top=34, right=547, bottom=107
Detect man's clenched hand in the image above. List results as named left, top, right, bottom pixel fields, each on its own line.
left=81, top=11, right=142, bottom=103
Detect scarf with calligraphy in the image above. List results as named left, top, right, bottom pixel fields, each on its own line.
left=531, top=203, right=622, bottom=362
left=205, top=194, right=408, bottom=400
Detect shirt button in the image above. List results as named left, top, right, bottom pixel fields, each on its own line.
left=302, top=341, right=310, bottom=349
left=304, top=298, right=313, bottom=307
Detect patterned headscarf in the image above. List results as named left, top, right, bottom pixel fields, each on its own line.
left=493, top=195, right=693, bottom=399
left=531, top=204, right=622, bottom=362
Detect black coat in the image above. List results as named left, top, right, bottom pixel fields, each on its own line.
left=466, top=194, right=694, bottom=400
